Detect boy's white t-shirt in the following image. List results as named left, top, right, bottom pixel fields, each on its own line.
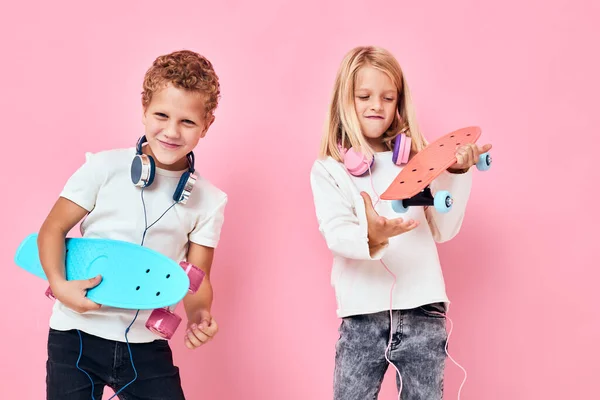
left=49, top=147, right=227, bottom=343
left=310, top=151, right=472, bottom=318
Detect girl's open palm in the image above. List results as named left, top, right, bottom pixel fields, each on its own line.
left=361, top=192, right=419, bottom=248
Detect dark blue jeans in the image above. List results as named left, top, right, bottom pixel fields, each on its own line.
left=46, top=328, right=185, bottom=400
left=334, top=303, right=448, bottom=400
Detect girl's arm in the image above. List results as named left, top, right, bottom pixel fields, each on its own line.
left=310, top=161, right=417, bottom=259
left=426, top=169, right=473, bottom=242
left=426, top=142, right=491, bottom=242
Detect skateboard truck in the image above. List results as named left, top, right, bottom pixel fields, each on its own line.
left=391, top=187, right=454, bottom=214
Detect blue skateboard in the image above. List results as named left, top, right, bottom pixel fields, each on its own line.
left=14, top=233, right=198, bottom=310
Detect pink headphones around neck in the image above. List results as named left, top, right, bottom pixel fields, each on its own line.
left=339, top=132, right=412, bottom=176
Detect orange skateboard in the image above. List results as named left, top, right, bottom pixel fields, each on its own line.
left=380, top=126, right=491, bottom=213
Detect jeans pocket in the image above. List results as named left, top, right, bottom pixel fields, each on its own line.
left=417, top=302, right=447, bottom=318
left=47, top=329, right=78, bottom=347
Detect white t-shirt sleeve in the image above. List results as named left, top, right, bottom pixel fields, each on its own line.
left=310, top=160, right=387, bottom=260
left=189, top=194, right=228, bottom=248
left=59, top=152, right=104, bottom=212
left=426, top=168, right=473, bottom=242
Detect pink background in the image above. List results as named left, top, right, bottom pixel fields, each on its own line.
left=0, top=0, right=597, bottom=399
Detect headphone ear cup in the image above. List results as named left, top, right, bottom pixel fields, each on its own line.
left=400, top=136, right=412, bottom=164
left=392, top=134, right=403, bottom=165
left=131, top=154, right=156, bottom=187
left=146, top=156, right=156, bottom=186
left=173, top=171, right=197, bottom=204
left=392, top=133, right=406, bottom=165
left=343, top=147, right=373, bottom=176
left=392, top=133, right=411, bottom=166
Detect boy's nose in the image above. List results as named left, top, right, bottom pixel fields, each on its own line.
left=163, top=124, right=181, bottom=138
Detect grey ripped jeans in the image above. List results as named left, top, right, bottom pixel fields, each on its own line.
left=334, top=303, right=448, bottom=400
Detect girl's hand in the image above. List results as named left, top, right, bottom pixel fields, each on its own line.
left=361, top=192, right=419, bottom=250
left=50, top=275, right=103, bottom=313
left=184, top=309, right=218, bottom=350
left=449, top=143, right=493, bottom=172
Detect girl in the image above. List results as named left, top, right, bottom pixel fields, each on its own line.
left=309, top=46, right=491, bottom=400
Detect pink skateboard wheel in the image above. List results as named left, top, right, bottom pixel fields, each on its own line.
left=145, top=307, right=182, bottom=339
left=179, top=261, right=205, bottom=294
left=45, top=286, right=55, bottom=300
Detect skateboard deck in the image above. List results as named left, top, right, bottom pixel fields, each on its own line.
left=380, top=126, right=491, bottom=212
left=14, top=233, right=190, bottom=310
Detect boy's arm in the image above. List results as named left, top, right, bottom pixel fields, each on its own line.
left=182, top=191, right=227, bottom=350
left=181, top=242, right=217, bottom=350
left=38, top=197, right=102, bottom=313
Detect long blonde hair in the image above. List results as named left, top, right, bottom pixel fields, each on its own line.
left=320, top=46, right=427, bottom=161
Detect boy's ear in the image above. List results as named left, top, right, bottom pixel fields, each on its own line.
left=201, top=115, right=215, bottom=138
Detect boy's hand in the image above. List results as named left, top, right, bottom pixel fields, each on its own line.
left=184, top=309, right=218, bottom=350
left=50, top=275, right=102, bottom=313
left=361, top=192, right=419, bottom=249
left=449, top=143, right=493, bottom=172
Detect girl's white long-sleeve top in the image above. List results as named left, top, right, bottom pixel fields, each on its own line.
left=309, top=151, right=473, bottom=317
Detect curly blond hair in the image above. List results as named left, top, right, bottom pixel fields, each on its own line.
left=142, top=50, right=220, bottom=118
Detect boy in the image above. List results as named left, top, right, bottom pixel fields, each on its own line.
left=38, top=50, right=227, bottom=399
